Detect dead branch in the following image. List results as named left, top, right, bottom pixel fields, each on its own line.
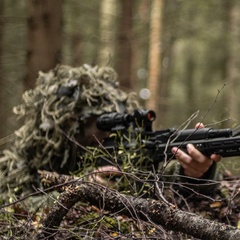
left=36, top=170, right=240, bottom=240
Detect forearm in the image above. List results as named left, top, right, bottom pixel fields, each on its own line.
left=176, top=162, right=220, bottom=195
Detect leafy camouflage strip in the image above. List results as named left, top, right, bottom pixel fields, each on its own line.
left=0, top=64, right=140, bottom=195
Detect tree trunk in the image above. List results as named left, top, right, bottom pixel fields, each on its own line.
left=130, top=0, right=151, bottom=100
left=25, top=0, right=62, bottom=89
left=185, top=46, right=195, bottom=119
left=37, top=170, right=240, bottom=240
left=158, top=0, right=176, bottom=128
left=226, top=0, right=240, bottom=125
left=0, top=0, right=4, bottom=138
left=146, top=0, right=164, bottom=128
left=216, top=0, right=232, bottom=128
left=116, top=0, right=134, bottom=90
left=97, top=0, right=116, bottom=66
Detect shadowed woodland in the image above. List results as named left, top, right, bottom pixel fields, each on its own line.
left=0, top=0, right=240, bottom=239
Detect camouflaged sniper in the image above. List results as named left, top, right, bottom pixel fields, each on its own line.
left=0, top=64, right=140, bottom=193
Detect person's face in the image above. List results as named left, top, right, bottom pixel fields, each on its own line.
left=75, top=116, right=110, bottom=147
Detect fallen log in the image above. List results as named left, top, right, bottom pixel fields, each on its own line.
left=36, top=170, right=240, bottom=240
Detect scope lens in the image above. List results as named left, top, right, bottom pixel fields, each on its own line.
left=147, top=111, right=156, bottom=121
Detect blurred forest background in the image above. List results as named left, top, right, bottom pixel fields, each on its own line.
left=0, top=0, right=240, bottom=156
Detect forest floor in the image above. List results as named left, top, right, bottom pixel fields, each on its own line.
left=0, top=169, right=240, bottom=240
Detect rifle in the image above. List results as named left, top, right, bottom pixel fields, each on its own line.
left=96, top=109, right=240, bottom=168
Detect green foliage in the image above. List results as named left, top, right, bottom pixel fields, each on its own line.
left=76, top=126, right=157, bottom=198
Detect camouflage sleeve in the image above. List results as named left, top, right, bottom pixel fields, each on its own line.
left=160, top=160, right=220, bottom=196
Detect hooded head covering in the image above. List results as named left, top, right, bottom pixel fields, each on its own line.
left=0, top=64, right=140, bottom=192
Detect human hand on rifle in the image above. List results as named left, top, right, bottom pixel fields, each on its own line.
left=89, top=165, right=121, bottom=187
left=171, top=123, right=222, bottom=178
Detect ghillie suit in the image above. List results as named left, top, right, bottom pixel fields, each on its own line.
left=0, top=64, right=140, bottom=195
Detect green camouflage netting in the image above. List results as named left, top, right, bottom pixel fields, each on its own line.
left=0, top=64, right=140, bottom=194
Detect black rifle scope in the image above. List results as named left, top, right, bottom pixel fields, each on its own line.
left=96, top=110, right=156, bottom=131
